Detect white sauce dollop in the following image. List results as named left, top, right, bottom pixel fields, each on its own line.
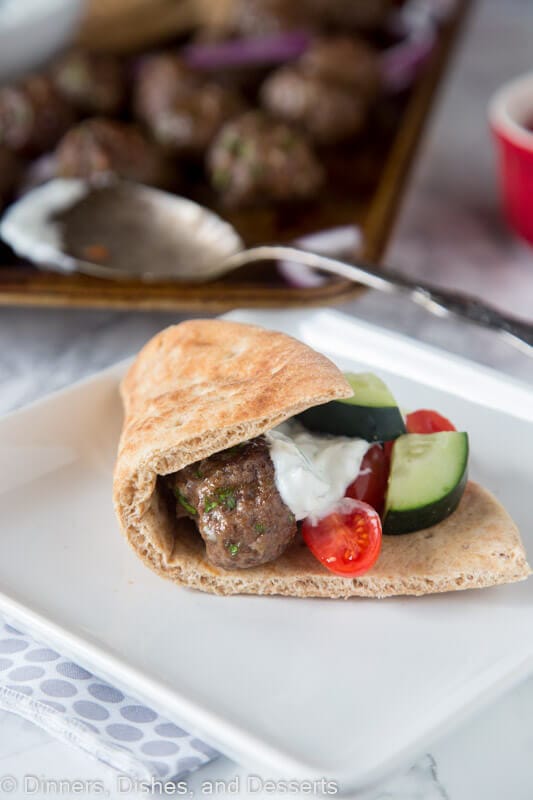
left=266, top=421, right=369, bottom=523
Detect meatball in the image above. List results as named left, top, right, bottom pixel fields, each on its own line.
left=134, top=53, right=243, bottom=155
left=300, top=36, right=381, bottom=97
left=207, top=110, right=323, bottom=206
left=51, top=51, right=126, bottom=116
left=261, top=37, right=379, bottom=145
left=261, top=67, right=366, bottom=145
left=134, top=54, right=196, bottom=122
left=306, top=0, right=395, bottom=33
left=170, top=437, right=297, bottom=570
left=0, top=147, right=20, bottom=209
left=55, top=118, right=173, bottom=188
left=231, top=0, right=394, bottom=36
left=150, top=83, right=242, bottom=156
left=0, top=75, right=74, bottom=156
left=231, top=0, right=308, bottom=36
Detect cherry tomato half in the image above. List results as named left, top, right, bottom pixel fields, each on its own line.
left=345, top=444, right=389, bottom=515
left=406, top=409, right=456, bottom=434
left=383, top=439, right=394, bottom=462
left=302, top=499, right=382, bottom=576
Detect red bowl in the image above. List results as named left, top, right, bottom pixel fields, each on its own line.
left=489, top=73, right=533, bottom=247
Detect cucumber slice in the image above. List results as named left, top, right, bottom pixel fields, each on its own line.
left=298, top=372, right=406, bottom=442
left=383, top=432, right=469, bottom=535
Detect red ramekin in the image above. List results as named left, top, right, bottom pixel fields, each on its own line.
left=490, top=73, right=533, bottom=247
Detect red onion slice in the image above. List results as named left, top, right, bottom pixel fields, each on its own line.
left=381, top=33, right=436, bottom=92
left=382, top=0, right=458, bottom=91
left=183, top=31, right=312, bottom=71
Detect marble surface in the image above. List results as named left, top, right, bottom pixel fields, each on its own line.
left=0, top=0, right=532, bottom=797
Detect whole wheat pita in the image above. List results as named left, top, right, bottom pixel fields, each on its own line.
left=113, top=320, right=530, bottom=598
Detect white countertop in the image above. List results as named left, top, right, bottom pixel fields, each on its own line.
left=0, top=0, right=532, bottom=797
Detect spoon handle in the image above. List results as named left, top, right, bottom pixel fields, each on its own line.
left=224, top=245, right=533, bottom=356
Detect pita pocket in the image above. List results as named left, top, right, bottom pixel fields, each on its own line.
left=113, top=320, right=530, bottom=598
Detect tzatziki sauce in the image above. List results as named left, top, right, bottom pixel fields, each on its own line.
left=266, top=421, right=369, bottom=523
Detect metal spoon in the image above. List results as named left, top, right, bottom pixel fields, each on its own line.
left=223, top=245, right=533, bottom=356
left=1, top=178, right=531, bottom=355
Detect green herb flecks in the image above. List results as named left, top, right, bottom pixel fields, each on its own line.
left=240, top=140, right=256, bottom=161
left=226, top=542, right=240, bottom=557
left=218, top=488, right=237, bottom=511
left=251, top=162, right=264, bottom=179
left=174, top=489, right=197, bottom=516
left=204, top=498, right=219, bottom=513
left=212, top=167, right=230, bottom=189
left=254, top=523, right=265, bottom=534
left=281, top=131, right=297, bottom=150
left=221, top=132, right=242, bottom=155
left=194, top=467, right=204, bottom=479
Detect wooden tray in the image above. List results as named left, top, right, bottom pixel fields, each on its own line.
left=0, top=3, right=469, bottom=312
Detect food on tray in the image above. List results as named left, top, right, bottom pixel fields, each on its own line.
left=51, top=51, right=127, bottom=116
left=0, top=0, right=434, bottom=227
left=0, top=0, right=405, bottom=216
left=134, top=54, right=196, bottom=122
left=261, top=37, right=380, bottom=144
left=231, top=0, right=310, bottom=37
left=231, top=0, right=394, bottom=37
left=134, top=53, right=244, bottom=156
left=207, top=110, right=323, bottom=205
left=306, top=0, right=395, bottom=33
left=0, top=76, right=74, bottom=156
left=113, top=320, right=530, bottom=598
left=298, top=36, right=381, bottom=97
left=55, top=118, right=174, bottom=188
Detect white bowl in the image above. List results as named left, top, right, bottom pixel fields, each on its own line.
left=0, top=0, right=86, bottom=81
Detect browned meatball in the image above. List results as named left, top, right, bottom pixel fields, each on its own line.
left=55, top=118, right=173, bottom=188
left=134, top=54, right=196, bottom=122
left=261, top=67, right=366, bottom=145
left=306, top=0, right=395, bottom=33
left=261, top=37, right=380, bottom=145
left=0, top=76, right=74, bottom=156
left=0, top=147, right=20, bottom=209
left=300, top=36, right=381, bottom=97
left=51, top=51, right=126, bottom=116
left=134, top=53, right=243, bottom=156
left=170, top=437, right=297, bottom=570
left=207, top=110, right=323, bottom=206
left=232, top=0, right=394, bottom=36
left=232, top=0, right=308, bottom=36
left=150, top=83, right=243, bottom=156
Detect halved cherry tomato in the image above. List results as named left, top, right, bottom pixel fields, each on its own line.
left=383, top=440, right=394, bottom=461
left=302, top=499, right=382, bottom=576
left=345, top=444, right=389, bottom=515
left=406, top=409, right=456, bottom=434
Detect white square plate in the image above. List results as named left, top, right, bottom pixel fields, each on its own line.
left=0, top=309, right=532, bottom=793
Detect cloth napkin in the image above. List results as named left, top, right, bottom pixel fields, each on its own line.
left=0, top=616, right=218, bottom=782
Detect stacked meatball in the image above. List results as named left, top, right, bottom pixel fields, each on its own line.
left=261, top=37, right=381, bottom=145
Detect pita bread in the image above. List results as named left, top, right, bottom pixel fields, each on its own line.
left=114, top=320, right=530, bottom=598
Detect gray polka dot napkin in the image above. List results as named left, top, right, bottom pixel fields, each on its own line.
left=0, top=616, right=218, bottom=781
